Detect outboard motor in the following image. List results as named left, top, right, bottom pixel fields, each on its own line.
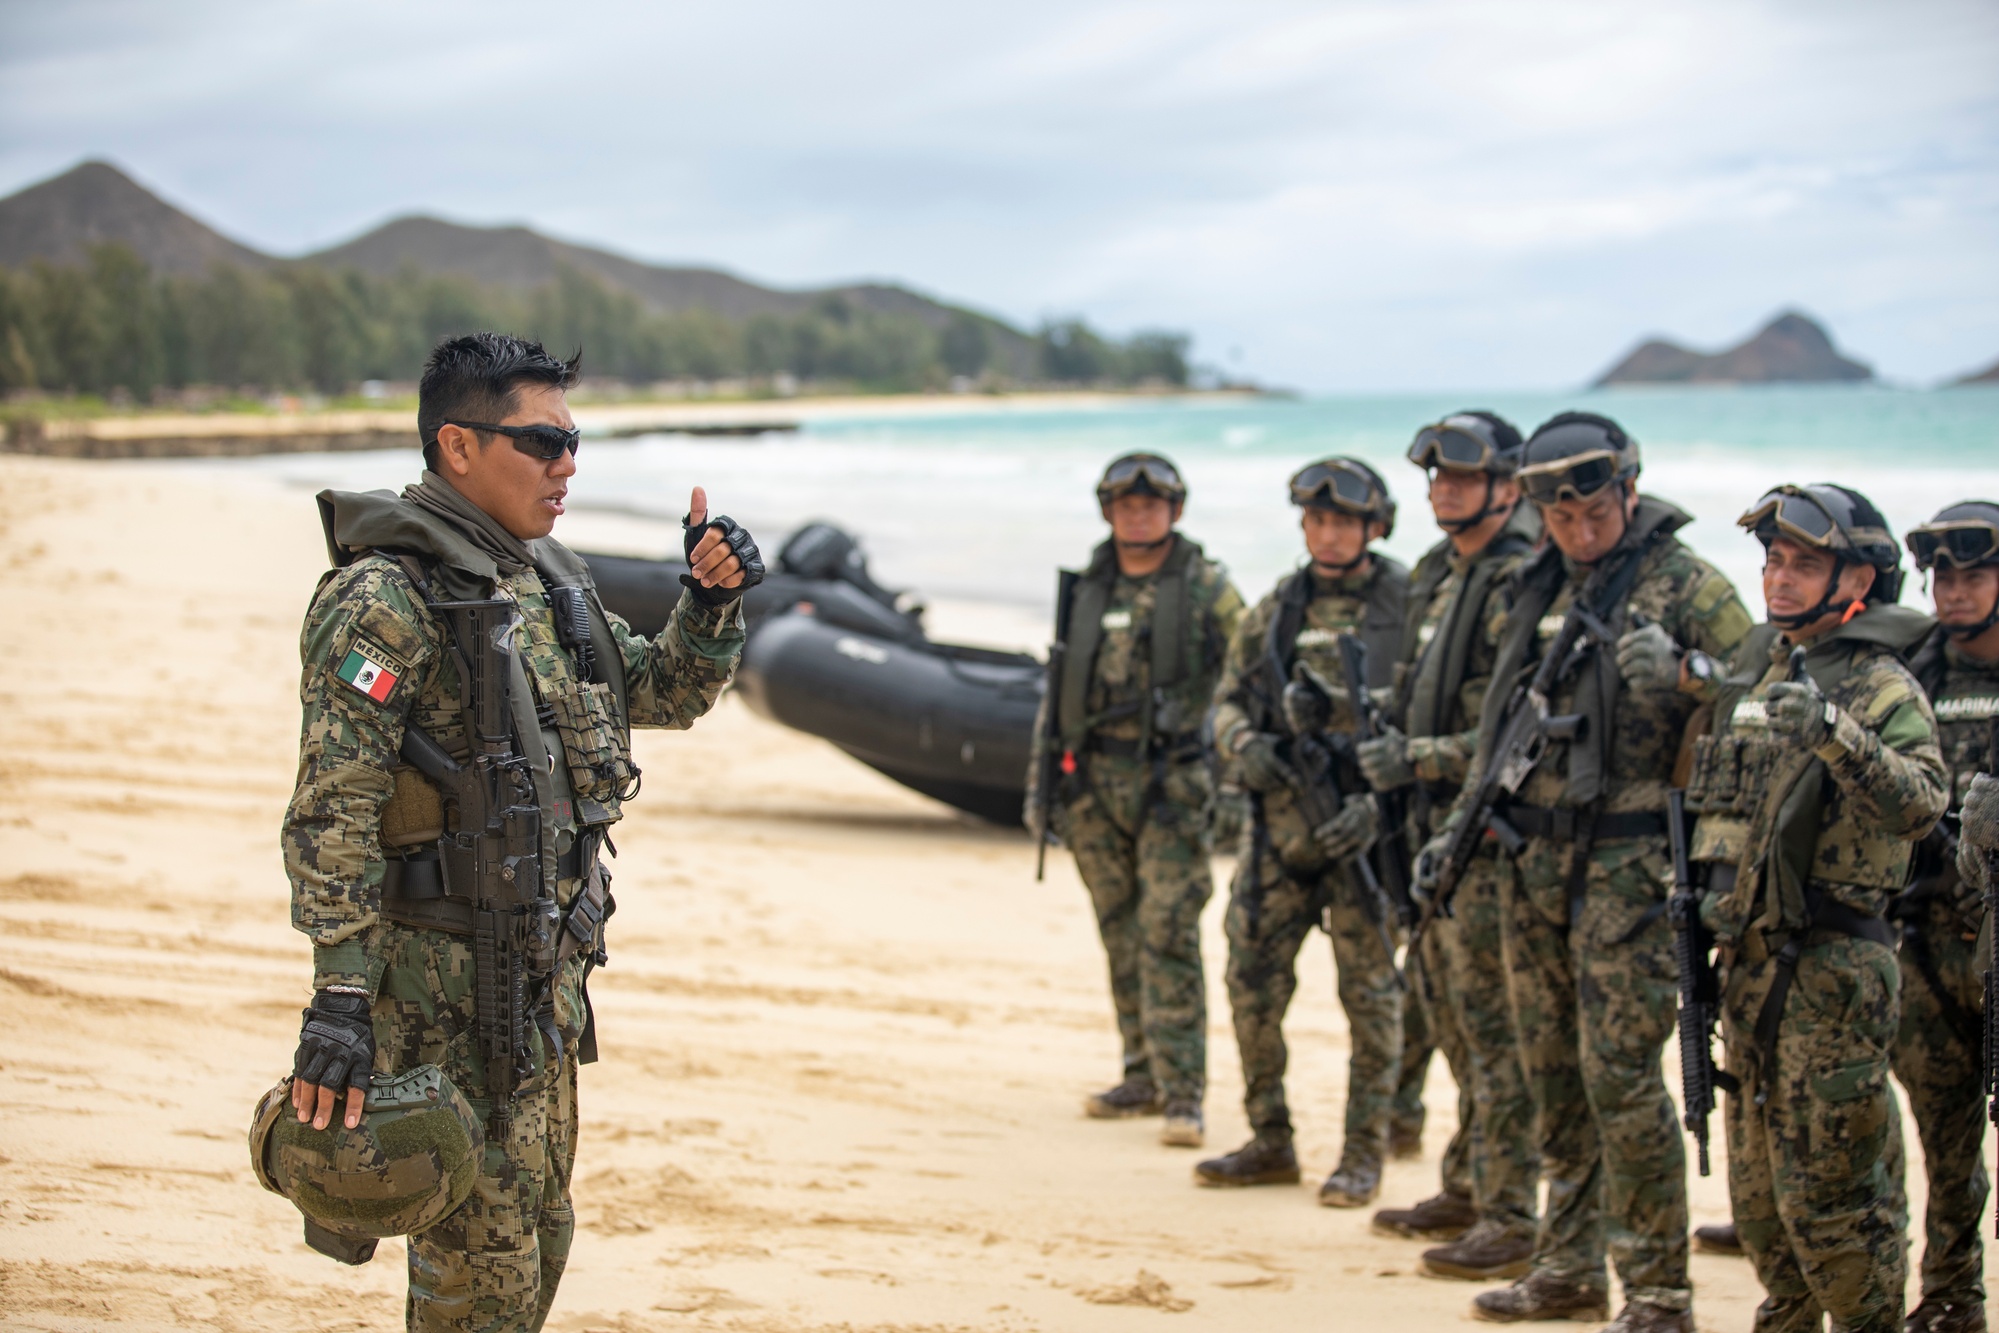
left=779, top=522, right=903, bottom=610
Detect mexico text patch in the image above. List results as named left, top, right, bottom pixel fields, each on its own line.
left=337, top=640, right=404, bottom=703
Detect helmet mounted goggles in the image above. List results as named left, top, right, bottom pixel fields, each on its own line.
left=1288, top=457, right=1396, bottom=536
left=1096, top=453, right=1187, bottom=507
left=1517, top=416, right=1640, bottom=505
left=1739, top=482, right=1904, bottom=628
left=1905, top=502, right=1999, bottom=572
left=1407, top=413, right=1522, bottom=476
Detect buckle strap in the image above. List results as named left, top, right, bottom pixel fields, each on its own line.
left=1497, top=802, right=1666, bottom=842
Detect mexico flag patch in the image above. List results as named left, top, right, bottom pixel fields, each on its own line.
left=336, top=642, right=402, bottom=703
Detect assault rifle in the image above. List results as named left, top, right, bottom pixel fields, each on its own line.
left=400, top=598, right=557, bottom=1130
left=1281, top=663, right=1403, bottom=985
left=1666, top=788, right=1734, bottom=1175
left=1338, top=633, right=1413, bottom=927
left=1033, top=570, right=1081, bottom=881
left=1408, top=592, right=1619, bottom=949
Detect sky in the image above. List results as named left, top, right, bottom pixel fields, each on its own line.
left=2, top=0, right=1995, bottom=392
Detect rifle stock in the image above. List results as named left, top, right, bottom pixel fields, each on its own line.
left=1667, top=788, right=1732, bottom=1175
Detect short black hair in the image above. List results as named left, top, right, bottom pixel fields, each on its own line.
left=418, top=333, right=582, bottom=472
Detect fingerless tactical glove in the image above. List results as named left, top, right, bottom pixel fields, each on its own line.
left=681, top=515, right=766, bottom=606
left=294, top=989, right=375, bottom=1092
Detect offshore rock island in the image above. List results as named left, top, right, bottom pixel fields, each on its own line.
left=1591, top=310, right=1874, bottom=386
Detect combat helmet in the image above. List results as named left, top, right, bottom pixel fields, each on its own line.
left=1406, top=410, right=1524, bottom=532
left=1738, top=482, right=1905, bottom=629
left=1516, top=412, right=1641, bottom=505
left=1906, top=499, right=1999, bottom=638
left=1288, top=457, right=1397, bottom=538
left=1096, top=453, right=1187, bottom=509
left=249, top=1064, right=484, bottom=1265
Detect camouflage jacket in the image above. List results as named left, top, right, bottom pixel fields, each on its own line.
left=285, top=475, right=744, bottom=992
left=1467, top=495, right=1753, bottom=819
left=1694, top=605, right=1947, bottom=934
left=1392, top=503, right=1540, bottom=831
left=1214, top=555, right=1410, bottom=871
left=1903, top=628, right=1999, bottom=925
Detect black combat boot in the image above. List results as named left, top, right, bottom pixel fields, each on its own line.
left=1083, top=1077, right=1163, bottom=1119
left=1908, top=1298, right=1988, bottom=1333
left=1470, top=1270, right=1610, bottom=1323
left=1159, top=1099, right=1204, bottom=1148
left=1420, top=1220, right=1533, bottom=1280
left=1317, top=1158, right=1381, bottom=1208
left=1193, top=1133, right=1300, bottom=1187
left=1600, top=1300, right=1693, bottom=1333
left=1692, top=1222, right=1742, bottom=1256
left=1372, top=1189, right=1477, bottom=1240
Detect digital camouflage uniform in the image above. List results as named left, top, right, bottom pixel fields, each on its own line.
left=1387, top=504, right=1541, bottom=1239
left=1893, top=630, right=1997, bottom=1319
left=286, top=474, right=743, bottom=1332
left=1213, top=557, right=1409, bottom=1168
left=1030, top=535, right=1243, bottom=1103
left=1460, top=496, right=1751, bottom=1314
left=1693, top=606, right=1947, bottom=1332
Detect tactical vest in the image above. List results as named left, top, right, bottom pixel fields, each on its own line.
left=1691, top=605, right=1935, bottom=936
left=1056, top=534, right=1211, bottom=758
left=1398, top=511, right=1538, bottom=745
left=1901, top=625, right=1999, bottom=915
left=1246, top=556, right=1410, bottom=733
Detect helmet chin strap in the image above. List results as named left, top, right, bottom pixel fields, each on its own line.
left=1116, top=534, right=1174, bottom=553
left=1436, top=475, right=1509, bottom=534
left=1313, top=552, right=1369, bottom=576
left=1940, top=586, right=1999, bottom=640
left=1769, top=555, right=1858, bottom=632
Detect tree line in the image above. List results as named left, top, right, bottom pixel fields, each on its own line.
left=0, top=245, right=1190, bottom=399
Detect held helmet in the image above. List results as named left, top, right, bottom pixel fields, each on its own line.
left=1906, top=500, right=1999, bottom=638
left=249, top=1064, right=485, bottom=1265
left=1517, top=412, right=1641, bottom=505
left=1096, top=453, right=1187, bottom=509
left=1407, top=410, right=1525, bottom=533
left=1287, top=456, right=1397, bottom=538
left=1737, top=482, right=1905, bottom=629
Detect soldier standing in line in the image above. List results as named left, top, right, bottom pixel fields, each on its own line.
left=1428, top=413, right=1752, bottom=1330
left=1195, top=458, right=1410, bottom=1206
left=1363, top=413, right=1543, bottom=1280
left=1680, top=483, right=1945, bottom=1332
left=1026, top=454, right=1245, bottom=1149
left=1892, top=501, right=1999, bottom=1333
left=277, top=334, right=757, bottom=1330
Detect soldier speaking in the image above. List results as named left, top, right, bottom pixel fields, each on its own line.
left=256, top=333, right=758, bottom=1330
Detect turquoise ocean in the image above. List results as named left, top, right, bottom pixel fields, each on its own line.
left=210, top=386, right=1999, bottom=632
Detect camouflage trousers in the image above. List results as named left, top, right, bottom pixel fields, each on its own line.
left=1500, top=834, right=1689, bottom=1309
left=1060, top=752, right=1214, bottom=1101
left=1722, top=931, right=1908, bottom=1332
left=1891, top=903, right=1987, bottom=1309
left=1393, top=973, right=1438, bottom=1164
left=1224, top=836, right=1403, bottom=1166
left=1412, top=851, right=1538, bottom=1235
left=374, top=923, right=588, bottom=1333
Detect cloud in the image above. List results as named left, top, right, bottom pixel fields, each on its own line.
left=1, top=0, right=1993, bottom=388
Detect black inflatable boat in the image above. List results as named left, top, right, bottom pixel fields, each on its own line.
left=582, top=524, right=1042, bottom=826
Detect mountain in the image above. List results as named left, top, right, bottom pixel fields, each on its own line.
left=0, top=160, right=1028, bottom=354
left=0, top=160, right=269, bottom=275
left=1948, top=356, right=1999, bottom=387
left=1592, top=311, right=1873, bottom=386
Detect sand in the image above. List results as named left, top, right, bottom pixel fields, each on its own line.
left=0, top=453, right=1916, bottom=1331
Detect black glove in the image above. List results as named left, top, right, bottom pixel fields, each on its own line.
left=680, top=515, right=766, bottom=606
left=294, top=989, right=374, bottom=1094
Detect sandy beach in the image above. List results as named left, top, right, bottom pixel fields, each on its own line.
left=0, top=453, right=1916, bottom=1332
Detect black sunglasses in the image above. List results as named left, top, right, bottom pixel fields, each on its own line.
left=446, top=420, right=582, bottom=461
